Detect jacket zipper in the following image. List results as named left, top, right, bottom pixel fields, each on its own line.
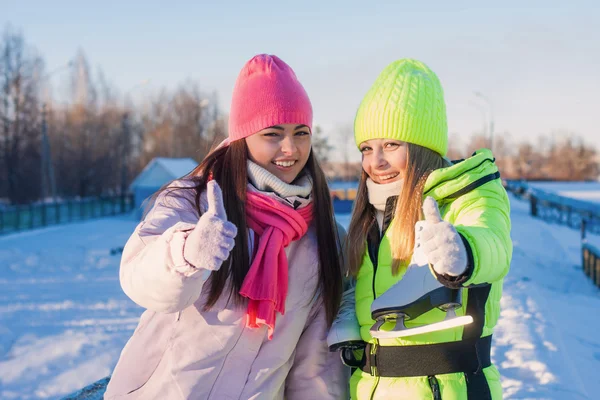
left=428, top=375, right=442, bottom=400
left=369, top=196, right=396, bottom=300
left=366, top=222, right=380, bottom=300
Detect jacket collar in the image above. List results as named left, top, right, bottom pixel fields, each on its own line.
left=423, top=148, right=499, bottom=202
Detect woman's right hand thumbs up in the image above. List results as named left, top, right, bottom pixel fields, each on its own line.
left=206, top=180, right=229, bottom=220
left=184, top=181, right=238, bottom=271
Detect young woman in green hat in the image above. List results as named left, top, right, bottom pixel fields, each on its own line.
left=330, top=59, right=512, bottom=399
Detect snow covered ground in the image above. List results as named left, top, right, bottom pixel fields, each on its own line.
left=494, top=196, right=599, bottom=399
left=1, top=196, right=599, bottom=399
left=0, top=217, right=142, bottom=399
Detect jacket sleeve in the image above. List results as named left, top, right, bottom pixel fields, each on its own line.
left=119, top=184, right=215, bottom=314
left=444, top=179, right=512, bottom=286
left=285, top=302, right=350, bottom=400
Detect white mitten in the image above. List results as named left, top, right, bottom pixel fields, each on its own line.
left=183, top=181, right=238, bottom=271
left=415, top=197, right=467, bottom=277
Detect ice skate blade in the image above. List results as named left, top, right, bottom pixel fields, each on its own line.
left=370, top=315, right=474, bottom=339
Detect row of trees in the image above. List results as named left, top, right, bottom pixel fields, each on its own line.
left=314, top=127, right=599, bottom=182
left=448, top=132, right=599, bottom=181
left=0, top=26, right=225, bottom=205
left=1, top=25, right=597, bottom=204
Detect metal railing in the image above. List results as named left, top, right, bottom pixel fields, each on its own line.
left=504, top=180, right=600, bottom=234
left=528, top=189, right=600, bottom=234
left=0, top=194, right=134, bottom=235
left=581, top=220, right=600, bottom=289
left=505, top=180, right=600, bottom=289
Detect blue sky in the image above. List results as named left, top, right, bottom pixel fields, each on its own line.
left=2, top=0, right=599, bottom=158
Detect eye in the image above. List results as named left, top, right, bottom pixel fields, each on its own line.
left=263, top=132, right=280, bottom=137
left=295, top=130, right=310, bottom=136
left=360, top=146, right=372, bottom=153
left=384, top=142, right=400, bottom=149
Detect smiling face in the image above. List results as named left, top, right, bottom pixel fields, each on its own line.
left=244, top=123, right=312, bottom=183
left=359, top=138, right=408, bottom=184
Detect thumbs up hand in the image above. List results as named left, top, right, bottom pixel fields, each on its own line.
left=184, top=180, right=238, bottom=271
left=414, top=197, right=467, bottom=277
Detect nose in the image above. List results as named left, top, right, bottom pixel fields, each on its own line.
left=371, top=148, right=388, bottom=170
left=280, top=135, right=297, bottom=155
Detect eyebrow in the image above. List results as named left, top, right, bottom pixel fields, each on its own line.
left=266, top=125, right=310, bottom=130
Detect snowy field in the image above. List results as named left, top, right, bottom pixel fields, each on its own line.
left=0, top=217, right=142, bottom=399
left=1, top=195, right=600, bottom=399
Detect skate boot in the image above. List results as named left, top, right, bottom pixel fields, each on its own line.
left=369, top=262, right=473, bottom=339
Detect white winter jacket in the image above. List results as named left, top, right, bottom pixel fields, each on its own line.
left=104, top=180, right=349, bottom=399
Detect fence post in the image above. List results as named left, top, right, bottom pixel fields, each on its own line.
left=596, top=257, right=600, bottom=288
left=29, top=204, right=34, bottom=229
left=593, top=258, right=600, bottom=287
left=530, top=195, right=538, bottom=217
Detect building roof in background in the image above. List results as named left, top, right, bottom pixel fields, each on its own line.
left=129, top=157, right=197, bottom=189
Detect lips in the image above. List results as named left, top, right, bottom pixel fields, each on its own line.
left=273, top=160, right=297, bottom=168
left=377, top=172, right=399, bottom=182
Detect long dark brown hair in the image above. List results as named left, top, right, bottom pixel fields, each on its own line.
left=346, top=143, right=450, bottom=276
left=153, top=140, right=343, bottom=326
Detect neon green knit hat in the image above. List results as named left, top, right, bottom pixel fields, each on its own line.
left=354, top=59, right=448, bottom=156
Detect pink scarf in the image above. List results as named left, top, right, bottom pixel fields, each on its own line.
left=240, top=190, right=313, bottom=339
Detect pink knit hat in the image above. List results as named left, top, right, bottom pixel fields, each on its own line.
left=228, top=54, right=313, bottom=142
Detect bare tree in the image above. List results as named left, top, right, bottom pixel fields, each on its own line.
left=0, top=24, right=231, bottom=204
left=540, top=133, right=599, bottom=181
left=311, top=125, right=332, bottom=163
left=136, top=85, right=221, bottom=171
left=0, top=27, right=43, bottom=204
left=513, top=142, right=544, bottom=180
left=464, top=133, right=491, bottom=156
left=334, top=124, right=356, bottom=181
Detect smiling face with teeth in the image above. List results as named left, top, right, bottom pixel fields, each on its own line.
left=359, top=138, right=408, bottom=184
left=245, top=123, right=312, bottom=183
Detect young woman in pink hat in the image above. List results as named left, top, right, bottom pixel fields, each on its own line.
left=104, top=54, right=348, bottom=400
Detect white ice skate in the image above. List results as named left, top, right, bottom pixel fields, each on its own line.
left=369, top=247, right=473, bottom=339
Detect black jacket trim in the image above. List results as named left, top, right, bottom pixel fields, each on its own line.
left=443, top=171, right=501, bottom=201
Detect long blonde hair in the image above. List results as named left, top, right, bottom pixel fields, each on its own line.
left=346, top=143, right=450, bottom=276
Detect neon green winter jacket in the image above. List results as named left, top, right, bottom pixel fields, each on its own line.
left=351, top=149, right=512, bottom=400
